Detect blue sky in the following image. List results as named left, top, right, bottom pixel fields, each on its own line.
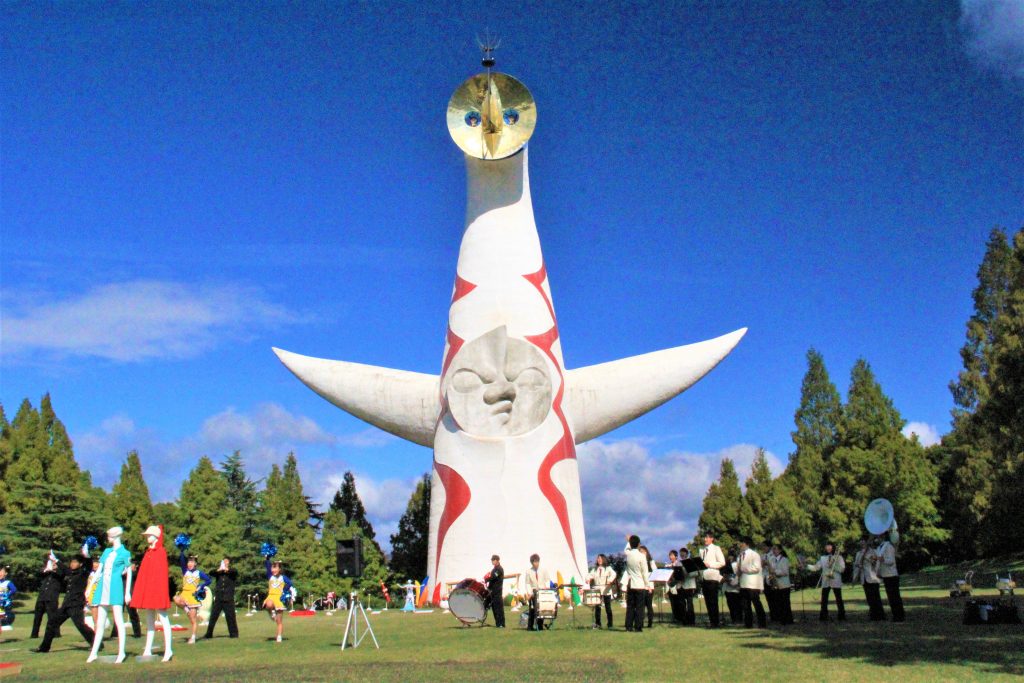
left=2, top=1, right=1022, bottom=557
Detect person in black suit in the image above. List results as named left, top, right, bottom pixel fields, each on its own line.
left=30, top=552, right=62, bottom=639
left=484, top=555, right=505, bottom=628
left=203, top=557, right=239, bottom=639
left=33, top=549, right=95, bottom=653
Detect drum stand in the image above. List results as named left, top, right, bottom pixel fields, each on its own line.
left=341, top=591, right=379, bottom=650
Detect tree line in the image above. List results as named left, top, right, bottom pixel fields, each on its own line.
left=695, top=225, right=1024, bottom=568
left=0, top=401, right=436, bottom=600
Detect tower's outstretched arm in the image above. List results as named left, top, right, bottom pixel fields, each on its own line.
left=563, top=328, right=747, bottom=444
left=272, top=348, right=440, bottom=447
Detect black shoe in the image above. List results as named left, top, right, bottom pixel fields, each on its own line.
left=30, top=648, right=49, bottom=653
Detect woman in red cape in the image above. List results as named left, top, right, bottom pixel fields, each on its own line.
left=130, top=525, right=173, bottom=661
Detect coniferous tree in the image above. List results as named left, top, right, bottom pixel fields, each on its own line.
left=8, top=399, right=44, bottom=483
left=331, top=472, right=377, bottom=543
left=174, top=456, right=245, bottom=572
left=0, top=404, right=12, bottom=515
left=218, top=451, right=266, bottom=598
left=694, top=458, right=752, bottom=551
left=781, top=349, right=841, bottom=548
left=389, top=474, right=431, bottom=581
left=38, top=393, right=80, bottom=485
left=110, top=450, right=156, bottom=557
left=260, top=453, right=329, bottom=601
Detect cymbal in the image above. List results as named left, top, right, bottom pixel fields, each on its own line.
left=446, top=72, right=536, bottom=160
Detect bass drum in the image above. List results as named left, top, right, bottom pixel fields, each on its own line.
left=448, top=578, right=490, bottom=625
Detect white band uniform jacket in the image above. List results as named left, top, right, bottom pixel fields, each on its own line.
left=700, top=543, right=726, bottom=582
left=853, top=549, right=881, bottom=584
left=621, top=545, right=651, bottom=591
left=737, top=548, right=764, bottom=591
left=806, top=554, right=846, bottom=589
left=588, top=566, right=617, bottom=595
left=876, top=542, right=898, bottom=578
left=768, top=553, right=791, bottom=589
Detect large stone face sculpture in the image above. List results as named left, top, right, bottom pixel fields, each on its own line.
left=273, top=65, right=746, bottom=601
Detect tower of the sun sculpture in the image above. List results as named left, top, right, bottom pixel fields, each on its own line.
left=274, top=50, right=746, bottom=602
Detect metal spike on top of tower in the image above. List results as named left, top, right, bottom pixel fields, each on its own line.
left=272, top=45, right=746, bottom=602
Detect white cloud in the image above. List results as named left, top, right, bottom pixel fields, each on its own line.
left=577, top=439, right=781, bottom=558
left=960, top=0, right=1024, bottom=81
left=902, top=421, right=941, bottom=447
left=1, top=279, right=302, bottom=362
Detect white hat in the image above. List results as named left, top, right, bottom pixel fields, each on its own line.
left=142, top=525, right=161, bottom=538
left=107, top=526, right=123, bottom=539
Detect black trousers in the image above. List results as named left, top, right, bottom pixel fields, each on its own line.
left=527, top=595, right=542, bottom=631
left=863, top=582, right=886, bottom=621
left=724, top=590, right=742, bottom=624
left=38, top=605, right=94, bottom=651
left=111, top=606, right=141, bottom=638
left=740, top=588, right=766, bottom=628
left=680, top=589, right=695, bottom=625
left=644, top=590, right=654, bottom=627
left=625, top=589, right=646, bottom=631
left=594, top=595, right=612, bottom=627
left=820, top=586, right=845, bottom=620
left=765, top=585, right=776, bottom=622
left=31, top=598, right=59, bottom=638
left=205, top=599, right=239, bottom=637
left=702, top=581, right=721, bottom=626
left=771, top=588, right=793, bottom=624
left=882, top=576, right=905, bottom=621
left=489, top=594, right=505, bottom=628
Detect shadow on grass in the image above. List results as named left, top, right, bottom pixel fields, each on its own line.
left=736, top=594, right=1024, bottom=676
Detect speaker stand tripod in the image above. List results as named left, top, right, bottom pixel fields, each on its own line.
left=341, top=591, right=379, bottom=650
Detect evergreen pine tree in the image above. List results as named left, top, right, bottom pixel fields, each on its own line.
left=8, top=399, right=44, bottom=483
left=781, top=349, right=841, bottom=549
left=38, top=393, right=80, bottom=485
left=110, top=450, right=156, bottom=557
left=695, top=458, right=753, bottom=551
left=389, top=474, right=431, bottom=581
left=174, top=456, right=244, bottom=572
left=0, top=404, right=11, bottom=515
left=329, top=471, right=384, bottom=559
left=260, top=453, right=330, bottom=600
left=218, top=451, right=266, bottom=597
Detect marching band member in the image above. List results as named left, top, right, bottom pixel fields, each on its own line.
left=521, top=553, right=550, bottom=632
left=875, top=535, right=905, bottom=622
left=723, top=551, right=742, bottom=624
left=678, top=548, right=698, bottom=626
left=699, top=531, right=726, bottom=628
left=262, top=558, right=295, bottom=642
left=737, top=538, right=766, bottom=628
left=33, top=545, right=95, bottom=653
left=588, top=553, right=616, bottom=629
left=666, top=550, right=682, bottom=623
left=803, top=542, right=846, bottom=621
left=622, top=535, right=651, bottom=632
left=484, top=555, right=505, bottom=628
left=639, top=545, right=656, bottom=629
left=853, top=538, right=885, bottom=621
left=173, top=551, right=211, bottom=644
left=759, top=543, right=774, bottom=622
left=768, top=544, right=793, bottom=625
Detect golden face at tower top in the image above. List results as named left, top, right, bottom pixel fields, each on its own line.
left=447, top=72, right=536, bottom=160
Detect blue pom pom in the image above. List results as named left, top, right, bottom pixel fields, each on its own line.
left=196, top=588, right=207, bottom=601
left=84, top=536, right=99, bottom=550
left=174, top=534, right=192, bottom=550
left=260, top=542, right=277, bottom=558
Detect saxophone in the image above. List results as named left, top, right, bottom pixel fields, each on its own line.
left=825, top=553, right=836, bottom=581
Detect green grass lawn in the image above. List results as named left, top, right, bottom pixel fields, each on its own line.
left=2, top=581, right=1022, bottom=682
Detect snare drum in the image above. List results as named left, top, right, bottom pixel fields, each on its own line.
left=583, top=589, right=603, bottom=607
left=448, top=578, right=491, bottom=625
left=534, top=588, right=559, bottom=620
